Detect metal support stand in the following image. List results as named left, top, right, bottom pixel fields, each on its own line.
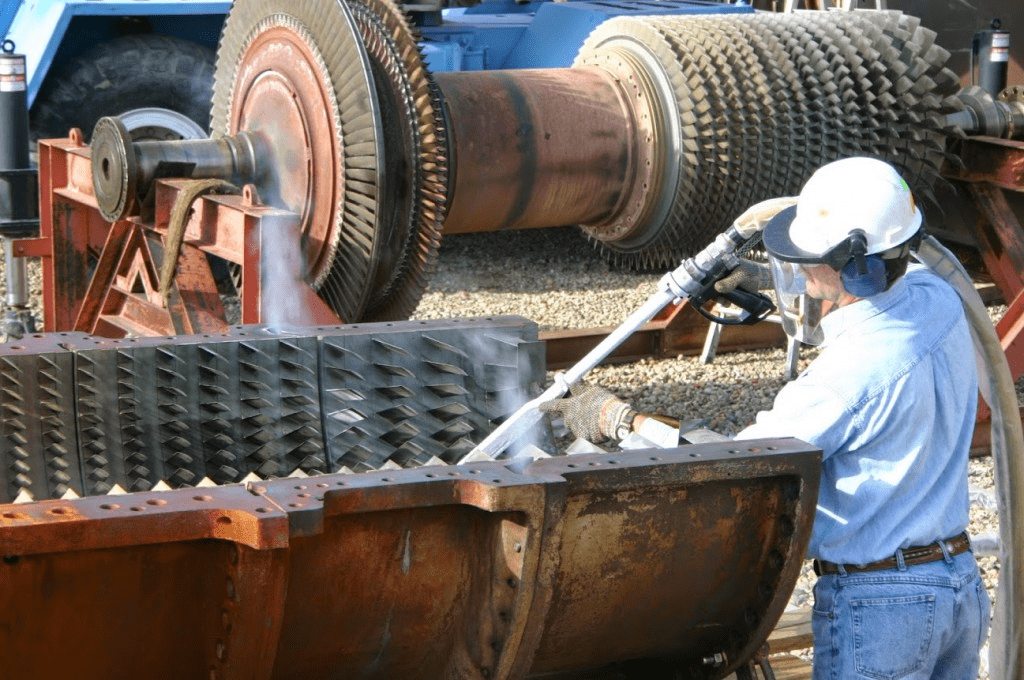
left=0, top=47, right=38, bottom=341
left=701, top=304, right=801, bottom=380
left=1, top=237, right=35, bottom=340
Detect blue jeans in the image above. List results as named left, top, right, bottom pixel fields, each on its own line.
left=812, top=550, right=990, bottom=680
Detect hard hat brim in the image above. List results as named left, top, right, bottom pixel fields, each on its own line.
left=762, top=205, right=830, bottom=264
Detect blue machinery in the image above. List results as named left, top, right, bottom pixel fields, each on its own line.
left=3, top=0, right=750, bottom=116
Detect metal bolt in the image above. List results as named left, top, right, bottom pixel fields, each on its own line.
left=703, top=653, right=725, bottom=666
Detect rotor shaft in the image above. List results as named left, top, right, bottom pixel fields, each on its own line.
left=91, top=115, right=270, bottom=223
left=436, top=66, right=664, bottom=235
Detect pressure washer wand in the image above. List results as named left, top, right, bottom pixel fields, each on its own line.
left=462, top=225, right=773, bottom=461
left=463, top=290, right=677, bottom=460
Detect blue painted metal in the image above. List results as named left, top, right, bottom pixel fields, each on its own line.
left=3, top=0, right=749, bottom=109
left=422, top=0, right=753, bottom=72
left=3, top=1, right=230, bottom=108
left=505, top=0, right=751, bottom=69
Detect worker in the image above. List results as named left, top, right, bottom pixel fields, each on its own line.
left=542, top=156, right=991, bottom=679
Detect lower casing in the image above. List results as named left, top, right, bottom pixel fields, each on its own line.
left=0, top=437, right=819, bottom=680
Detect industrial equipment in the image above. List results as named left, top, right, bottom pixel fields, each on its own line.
left=21, top=1, right=972, bottom=339
left=5, top=0, right=1024, bottom=677
left=3, top=0, right=751, bottom=143
left=6, top=1, right=1023, bottom=145
left=0, top=318, right=822, bottom=680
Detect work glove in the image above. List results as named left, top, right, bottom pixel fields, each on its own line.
left=538, top=381, right=636, bottom=443
left=714, top=258, right=773, bottom=294
left=713, top=196, right=797, bottom=295
left=731, top=196, right=798, bottom=238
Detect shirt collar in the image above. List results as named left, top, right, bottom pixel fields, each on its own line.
left=819, top=276, right=909, bottom=342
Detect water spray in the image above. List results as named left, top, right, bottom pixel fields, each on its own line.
left=463, top=220, right=776, bottom=461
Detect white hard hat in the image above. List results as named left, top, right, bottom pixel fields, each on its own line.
left=763, top=156, right=922, bottom=264
left=759, top=157, right=922, bottom=343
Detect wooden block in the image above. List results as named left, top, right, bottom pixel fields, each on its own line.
left=724, top=654, right=812, bottom=680
left=767, top=608, right=813, bottom=654
left=767, top=654, right=813, bottom=680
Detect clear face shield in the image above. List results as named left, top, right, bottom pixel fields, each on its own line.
left=767, top=257, right=825, bottom=346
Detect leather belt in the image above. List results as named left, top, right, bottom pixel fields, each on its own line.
left=813, top=533, right=972, bottom=576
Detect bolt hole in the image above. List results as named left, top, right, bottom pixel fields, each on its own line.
left=2, top=555, right=19, bottom=565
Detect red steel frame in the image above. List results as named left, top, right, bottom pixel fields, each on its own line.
left=13, top=132, right=341, bottom=337
left=941, top=136, right=1024, bottom=451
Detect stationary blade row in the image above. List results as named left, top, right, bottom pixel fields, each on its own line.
left=0, top=318, right=544, bottom=503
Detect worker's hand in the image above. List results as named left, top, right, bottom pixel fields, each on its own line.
left=732, top=196, right=798, bottom=238
left=539, top=382, right=636, bottom=443
left=714, top=258, right=773, bottom=294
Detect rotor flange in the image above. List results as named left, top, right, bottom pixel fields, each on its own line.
left=212, top=0, right=384, bottom=324
left=211, top=0, right=445, bottom=323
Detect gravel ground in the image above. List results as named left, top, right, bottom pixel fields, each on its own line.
left=0, top=224, right=1008, bottom=676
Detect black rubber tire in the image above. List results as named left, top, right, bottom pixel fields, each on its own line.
left=30, top=34, right=215, bottom=141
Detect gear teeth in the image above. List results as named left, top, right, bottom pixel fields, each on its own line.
left=576, top=10, right=960, bottom=268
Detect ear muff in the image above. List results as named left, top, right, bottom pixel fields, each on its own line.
left=840, top=255, right=887, bottom=297
left=839, top=229, right=888, bottom=297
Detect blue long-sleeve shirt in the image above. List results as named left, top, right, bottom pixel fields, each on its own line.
left=735, top=264, right=977, bottom=564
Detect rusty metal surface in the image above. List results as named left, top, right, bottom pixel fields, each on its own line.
left=436, top=68, right=639, bottom=236
left=0, top=318, right=543, bottom=503
left=943, top=137, right=1024, bottom=383
left=211, top=0, right=383, bottom=309
left=0, top=438, right=820, bottom=680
